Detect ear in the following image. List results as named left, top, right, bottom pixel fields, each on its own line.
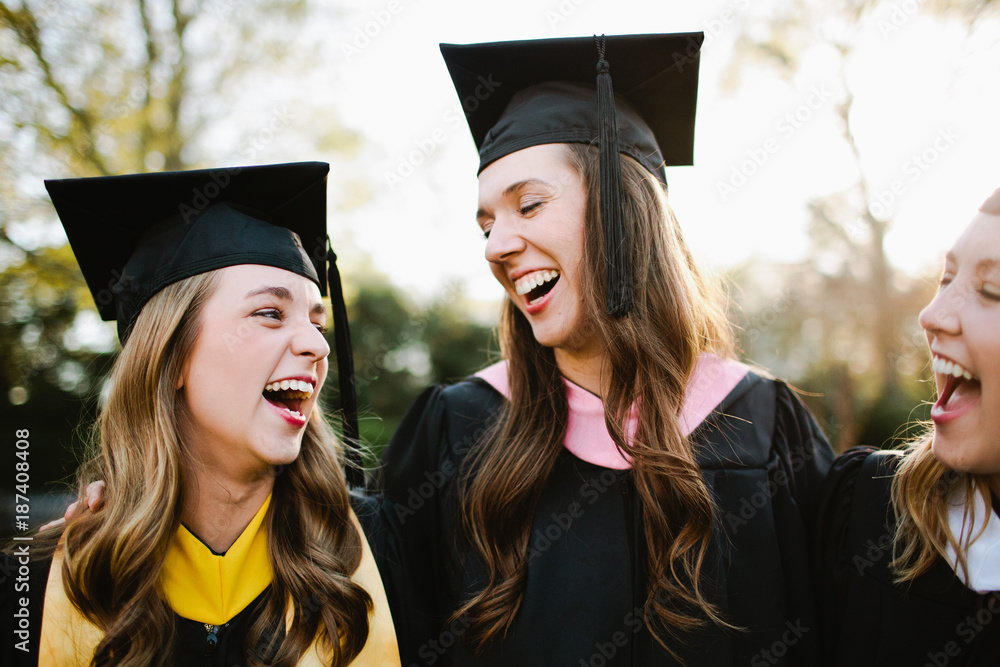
left=175, top=358, right=189, bottom=390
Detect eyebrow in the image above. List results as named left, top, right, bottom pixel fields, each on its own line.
left=476, top=178, right=554, bottom=221
left=977, top=258, right=1000, bottom=276
left=245, top=285, right=327, bottom=317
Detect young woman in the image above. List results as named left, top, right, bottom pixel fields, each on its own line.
left=816, top=189, right=1000, bottom=665
left=370, top=33, right=834, bottom=666
left=0, top=163, right=399, bottom=666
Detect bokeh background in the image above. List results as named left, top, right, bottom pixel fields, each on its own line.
left=2, top=0, right=999, bottom=526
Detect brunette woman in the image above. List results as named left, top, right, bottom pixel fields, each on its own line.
left=816, top=189, right=1000, bottom=665
left=0, top=163, right=399, bottom=666
left=370, top=33, right=834, bottom=666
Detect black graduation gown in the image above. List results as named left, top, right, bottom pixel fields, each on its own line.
left=814, top=448, right=1000, bottom=667
left=368, top=371, right=833, bottom=666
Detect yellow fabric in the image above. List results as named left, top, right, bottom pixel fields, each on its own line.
left=38, top=500, right=400, bottom=666
left=295, top=512, right=401, bottom=667
left=38, top=548, right=103, bottom=667
left=160, top=493, right=273, bottom=626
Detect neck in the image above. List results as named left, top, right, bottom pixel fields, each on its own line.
left=180, top=464, right=275, bottom=554
left=554, top=346, right=607, bottom=397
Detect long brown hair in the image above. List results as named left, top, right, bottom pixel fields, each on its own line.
left=455, top=144, right=735, bottom=658
left=891, top=431, right=995, bottom=584
left=58, top=270, right=371, bottom=666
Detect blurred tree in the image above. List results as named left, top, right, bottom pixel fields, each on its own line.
left=336, top=275, right=494, bottom=464
left=0, top=0, right=355, bottom=510
left=727, top=0, right=996, bottom=452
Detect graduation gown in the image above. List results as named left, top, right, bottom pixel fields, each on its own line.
left=1, top=494, right=399, bottom=666
left=815, top=448, right=1000, bottom=667
left=369, top=355, right=834, bottom=666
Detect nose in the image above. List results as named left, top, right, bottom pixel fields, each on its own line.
left=484, top=215, right=526, bottom=264
left=919, top=284, right=962, bottom=337
left=292, top=319, right=331, bottom=360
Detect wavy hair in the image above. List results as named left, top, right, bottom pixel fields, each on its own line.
left=454, top=143, right=735, bottom=659
left=890, top=433, right=995, bottom=584
left=57, top=270, right=371, bottom=666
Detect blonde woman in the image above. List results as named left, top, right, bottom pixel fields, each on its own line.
left=816, top=189, right=1000, bottom=665
left=0, top=163, right=399, bottom=666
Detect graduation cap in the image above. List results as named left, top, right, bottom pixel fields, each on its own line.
left=441, top=32, right=704, bottom=317
left=45, top=162, right=363, bottom=485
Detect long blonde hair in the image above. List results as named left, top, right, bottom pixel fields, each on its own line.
left=891, top=431, right=996, bottom=583
left=455, top=144, right=735, bottom=658
left=59, top=270, right=371, bottom=666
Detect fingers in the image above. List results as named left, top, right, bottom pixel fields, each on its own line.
left=86, top=481, right=106, bottom=512
left=65, top=501, right=79, bottom=521
left=39, top=517, right=66, bottom=532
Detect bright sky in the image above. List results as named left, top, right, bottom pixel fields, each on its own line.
left=277, top=0, right=1000, bottom=308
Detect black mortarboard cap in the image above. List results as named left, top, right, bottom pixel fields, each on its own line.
left=45, top=162, right=363, bottom=485
left=441, top=32, right=704, bottom=318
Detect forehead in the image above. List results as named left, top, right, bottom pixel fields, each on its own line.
left=477, top=144, right=580, bottom=199
left=212, top=264, right=323, bottom=302
left=950, top=212, right=1000, bottom=264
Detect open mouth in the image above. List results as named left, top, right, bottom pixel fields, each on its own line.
left=263, top=379, right=314, bottom=420
left=515, top=270, right=560, bottom=305
left=932, top=356, right=981, bottom=416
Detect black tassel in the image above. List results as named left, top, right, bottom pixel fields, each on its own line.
left=327, top=245, right=363, bottom=487
left=595, top=34, right=634, bottom=318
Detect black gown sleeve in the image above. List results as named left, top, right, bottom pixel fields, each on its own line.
left=811, top=445, right=875, bottom=661
left=366, top=381, right=500, bottom=666
left=814, top=447, right=1000, bottom=667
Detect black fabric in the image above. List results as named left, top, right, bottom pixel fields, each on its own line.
left=815, top=447, right=1000, bottom=667
left=0, top=549, right=278, bottom=666
left=370, top=371, right=833, bottom=666
left=44, top=162, right=330, bottom=342
left=440, top=32, right=703, bottom=180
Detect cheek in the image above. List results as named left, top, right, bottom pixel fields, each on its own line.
left=489, top=262, right=509, bottom=288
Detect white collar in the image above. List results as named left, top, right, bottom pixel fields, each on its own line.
left=945, top=485, right=1000, bottom=593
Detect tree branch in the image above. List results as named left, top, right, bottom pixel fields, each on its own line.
left=0, top=1, right=111, bottom=175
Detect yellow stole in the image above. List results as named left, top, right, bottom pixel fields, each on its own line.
left=39, top=497, right=400, bottom=666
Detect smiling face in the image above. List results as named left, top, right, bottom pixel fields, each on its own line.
left=178, top=264, right=329, bottom=479
left=919, top=211, right=1000, bottom=487
left=477, top=144, right=600, bottom=363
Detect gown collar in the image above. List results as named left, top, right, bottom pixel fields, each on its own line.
left=945, top=485, right=1000, bottom=593
left=475, top=352, right=749, bottom=469
left=160, top=493, right=273, bottom=625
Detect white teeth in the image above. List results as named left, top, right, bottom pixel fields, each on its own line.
left=514, top=270, right=560, bottom=296
left=932, top=356, right=976, bottom=381
left=264, top=380, right=314, bottom=396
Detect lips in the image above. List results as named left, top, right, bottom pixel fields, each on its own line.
left=262, top=377, right=315, bottom=427
left=931, top=355, right=981, bottom=425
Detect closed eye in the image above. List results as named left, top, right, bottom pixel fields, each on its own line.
left=519, top=201, right=543, bottom=216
